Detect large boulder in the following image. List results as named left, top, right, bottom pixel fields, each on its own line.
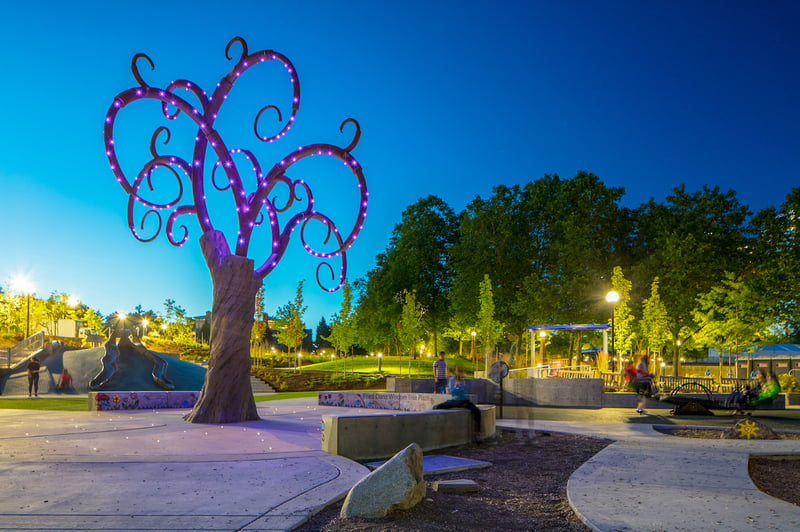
left=340, top=443, right=426, bottom=519
left=721, top=418, right=779, bottom=440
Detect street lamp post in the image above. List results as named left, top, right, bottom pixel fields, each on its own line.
left=606, top=290, right=620, bottom=372
left=378, top=353, right=382, bottom=372
left=25, top=292, right=31, bottom=338
left=10, top=275, right=35, bottom=338
left=470, top=331, right=476, bottom=368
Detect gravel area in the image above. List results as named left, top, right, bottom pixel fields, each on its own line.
left=297, top=426, right=800, bottom=531
left=296, top=429, right=611, bottom=531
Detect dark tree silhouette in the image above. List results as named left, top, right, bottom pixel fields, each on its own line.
left=103, top=37, right=368, bottom=423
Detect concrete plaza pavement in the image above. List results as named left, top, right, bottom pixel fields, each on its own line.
left=0, top=398, right=379, bottom=532
left=499, top=409, right=800, bottom=532
left=2, top=398, right=800, bottom=531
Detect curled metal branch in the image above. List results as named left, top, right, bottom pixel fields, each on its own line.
left=255, top=105, right=283, bottom=141
left=150, top=127, right=171, bottom=158
left=225, top=36, right=248, bottom=61
left=340, top=118, right=361, bottom=152
left=131, top=53, right=154, bottom=87
left=106, top=38, right=368, bottom=291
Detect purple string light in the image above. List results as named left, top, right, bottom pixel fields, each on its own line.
left=103, top=36, right=368, bottom=291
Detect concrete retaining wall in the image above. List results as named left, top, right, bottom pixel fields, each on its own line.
left=321, top=406, right=496, bottom=461
left=318, top=391, right=464, bottom=411
left=88, top=391, right=199, bottom=411
left=388, top=377, right=604, bottom=407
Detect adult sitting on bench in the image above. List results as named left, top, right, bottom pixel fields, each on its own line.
left=730, top=370, right=780, bottom=414
left=433, top=368, right=481, bottom=432
left=752, top=372, right=781, bottom=407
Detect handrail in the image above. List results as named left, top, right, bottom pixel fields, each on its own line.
left=4, top=331, right=45, bottom=369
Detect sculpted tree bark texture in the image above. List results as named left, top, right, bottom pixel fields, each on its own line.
left=104, top=37, right=368, bottom=423
left=185, top=231, right=260, bottom=423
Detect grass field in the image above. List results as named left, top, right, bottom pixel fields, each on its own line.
left=300, top=355, right=477, bottom=376
left=0, top=391, right=323, bottom=411
left=0, top=397, right=89, bottom=411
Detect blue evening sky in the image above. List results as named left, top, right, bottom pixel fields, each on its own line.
left=1, top=1, right=798, bottom=327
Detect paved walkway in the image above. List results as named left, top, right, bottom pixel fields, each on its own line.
left=0, top=398, right=379, bottom=531
left=1, top=398, right=800, bottom=531
left=498, top=412, right=800, bottom=532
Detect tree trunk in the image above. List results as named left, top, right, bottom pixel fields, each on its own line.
left=185, top=231, right=260, bottom=423
left=672, top=336, right=680, bottom=377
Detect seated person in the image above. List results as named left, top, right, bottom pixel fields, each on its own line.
left=433, top=369, right=481, bottom=432
left=752, top=372, right=781, bottom=406
left=729, top=370, right=776, bottom=413
left=58, top=369, right=73, bottom=391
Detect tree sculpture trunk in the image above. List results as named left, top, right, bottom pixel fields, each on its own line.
left=185, top=231, right=260, bottom=423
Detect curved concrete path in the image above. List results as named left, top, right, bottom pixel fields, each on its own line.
left=3, top=398, right=800, bottom=531
left=0, top=398, right=381, bottom=532
left=499, top=415, right=800, bottom=532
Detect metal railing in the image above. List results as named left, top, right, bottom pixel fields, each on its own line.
left=508, top=367, right=549, bottom=379
left=509, top=365, right=598, bottom=379
left=552, top=366, right=598, bottom=379
left=658, top=375, right=717, bottom=393
left=600, top=372, right=625, bottom=388
left=4, top=331, right=45, bottom=369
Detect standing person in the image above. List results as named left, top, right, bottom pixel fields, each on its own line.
left=433, top=352, right=448, bottom=394
left=27, top=356, right=41, bottom=397
left=633, top=354, right=654, bottom=414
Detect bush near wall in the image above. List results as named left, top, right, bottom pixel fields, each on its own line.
left=251, top=368, right=386, bottom=392
left=779, top=373, right=800, bottom=393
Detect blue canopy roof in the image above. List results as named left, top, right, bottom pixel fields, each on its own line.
left=751, top=344, right=800, bottom=358
left=526, top=323, right=610, bottom=331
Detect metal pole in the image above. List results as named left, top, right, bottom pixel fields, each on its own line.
left=26, top=293, right=31, bottom=338
left=610, top=309, right=615, bottom=372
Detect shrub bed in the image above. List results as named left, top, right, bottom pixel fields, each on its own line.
left=252, top=368, right=386, bottom=392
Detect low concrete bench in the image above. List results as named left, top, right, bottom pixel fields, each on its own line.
left=88, top=391, right=199, bottom=411
left=321, top=406, right=496, bottom=461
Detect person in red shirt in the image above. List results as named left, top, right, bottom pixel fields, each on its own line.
left=58, top=369, right=73, bottom=392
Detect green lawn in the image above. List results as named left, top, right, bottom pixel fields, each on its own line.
left=0, top=397, right=88, bottom=411
left=300, top=355, right=477, bottom=376
left=254, top=391, right=319, bottom=401
left=0, top=391, right=324, bottom=411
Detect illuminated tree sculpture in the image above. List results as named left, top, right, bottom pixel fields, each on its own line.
left=103, top=37, right=368, bottom=423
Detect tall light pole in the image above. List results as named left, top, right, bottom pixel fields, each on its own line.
left=606, top=290, right=620, bottom=372
left=11, top=275, right=34, bottom=338
left=470, top=331, right=476, bottom=368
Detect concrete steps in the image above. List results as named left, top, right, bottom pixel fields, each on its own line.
left=250, top=375, right=275, bottom=394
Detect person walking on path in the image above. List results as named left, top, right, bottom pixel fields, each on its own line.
left=433, top=352, right=448, bottom=394
left=633, top=354, right=655, bottom=414
left=27, top=356, right=41, bottom=397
